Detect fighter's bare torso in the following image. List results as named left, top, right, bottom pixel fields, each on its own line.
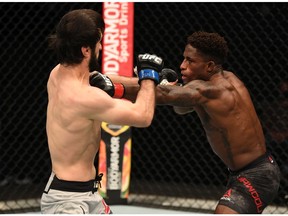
left=192, top=71, right=266, bottom=170
left=157, top=71, right=266, bottom=171
left=46, top=65, right=99, bottom=181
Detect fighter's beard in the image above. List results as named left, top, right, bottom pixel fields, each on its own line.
left=89, top=52, right=100, bottom=72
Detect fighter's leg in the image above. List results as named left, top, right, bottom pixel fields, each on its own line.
left=214, top=204, right=239, bottom=214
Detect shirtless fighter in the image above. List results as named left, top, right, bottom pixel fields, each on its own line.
left=41, top=9, right=163, bottom=214
left=100, top=31, right=281, bottom=214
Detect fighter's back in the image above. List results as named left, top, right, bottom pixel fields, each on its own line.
left=46, top=65, right=100, bottom=181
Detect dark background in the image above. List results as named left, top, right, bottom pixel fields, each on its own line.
left=0, top=2, right=287, bottom=213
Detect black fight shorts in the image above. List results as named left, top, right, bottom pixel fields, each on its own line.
left=218, top=152, right=280, bottom=214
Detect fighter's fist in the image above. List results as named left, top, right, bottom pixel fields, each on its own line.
left=89, top=71, right=125, bottom=99
left=136, top=53, right=164, bottom=84
left=159, top=68, right=178, bottom=85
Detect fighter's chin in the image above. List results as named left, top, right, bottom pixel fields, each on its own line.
left=181, top=76, right=189, bottom=84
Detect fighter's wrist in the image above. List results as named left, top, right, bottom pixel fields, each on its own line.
left=113, top=83, right=125, bottom=99
left=138, top=69, right=159, bottom=85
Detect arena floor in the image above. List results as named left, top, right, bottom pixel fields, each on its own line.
left=25, top=205, right=198, bottom=214
left=109, top=205, right=194, bottom=214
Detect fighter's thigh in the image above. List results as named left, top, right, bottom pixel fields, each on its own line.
left=214, top=204, right=238, bottom=214
left=89, top=194, right=112, bottom=214
left=217, top=188, right=248, bottom=213
left=54, top=202, right=88, bottom=214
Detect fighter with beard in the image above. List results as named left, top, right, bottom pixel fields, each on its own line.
left=41, top=9, right=163, bottom=214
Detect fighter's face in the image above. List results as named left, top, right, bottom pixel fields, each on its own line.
left=180, top=44, right=210, bottom=84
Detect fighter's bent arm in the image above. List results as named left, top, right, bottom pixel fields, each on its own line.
left=107, top=74, right=139, bottom=102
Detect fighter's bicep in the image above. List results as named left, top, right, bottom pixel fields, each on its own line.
left=156, top=84, right=203, bottom=106
left=173, top=86, right=206, bottom=107
left=185, top=81, right=223, bottom=104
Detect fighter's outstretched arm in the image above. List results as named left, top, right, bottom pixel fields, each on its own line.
left=107, top=68, right=179, bottom=102
left=156, top=80, right=221, bottom=107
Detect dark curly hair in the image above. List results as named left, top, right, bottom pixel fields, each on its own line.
left=187, top=31, right=228, bottom=65
left=48, top=9, right=105, bottom=65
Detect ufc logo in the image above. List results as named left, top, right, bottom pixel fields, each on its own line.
left=140, top=54, right=162, bottom=65
left=101, top=74, right=113, bottom=86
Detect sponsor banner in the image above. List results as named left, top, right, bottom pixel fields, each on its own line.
left=102, top=2, right=134, bottom=77
left=99, top=123, right=131, bottom=203
left=100, top=2, right=134, bottom=204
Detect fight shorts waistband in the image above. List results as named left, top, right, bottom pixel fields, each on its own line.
left=228, top=152, right=274, bottom=175
left=44, top=173, right=103, bottom=193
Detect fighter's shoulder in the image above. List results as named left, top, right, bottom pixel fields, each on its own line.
left=184, top=79, right=206, bottom=88
left=83, top=82, right=113, bottom=101
left=223, top=71, right=245, bottom=89
left=49, top=64, right=61, bottom=78
left=223, top=70, right=241, bottom=81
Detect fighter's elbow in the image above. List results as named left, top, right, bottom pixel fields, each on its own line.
left=134, top=113, right=153, bottom=128
left=173, top=106, right=195, bottom=115
left=139, top=120, right=152, bottom=128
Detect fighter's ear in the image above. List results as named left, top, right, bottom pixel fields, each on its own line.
left=207, top=61, right=216, bottom=72
left=81, top=46, right=90, bottom=58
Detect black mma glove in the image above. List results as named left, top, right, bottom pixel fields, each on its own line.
left=89, top=72, right=125, bottom=99
left=136, top=53, right=164, bottom=85
left=159, top=68, right=178, bottom=85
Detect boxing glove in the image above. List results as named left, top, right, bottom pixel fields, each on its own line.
left=137, top=53, right=164, bottom=85
left=89, top=72, right=125, bottom=99
left=159, top=68, right=178, bottom=85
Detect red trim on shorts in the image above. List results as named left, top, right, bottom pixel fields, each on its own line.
left=237, top=176, right=263, bottom=213
left=102, top=199, right=111, bottom=214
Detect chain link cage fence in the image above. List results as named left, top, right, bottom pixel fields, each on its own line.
left=1, top=2, right=287, bottom=214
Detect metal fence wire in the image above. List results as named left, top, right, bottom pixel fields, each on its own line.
left=0, top=2, right=287, bottom=214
